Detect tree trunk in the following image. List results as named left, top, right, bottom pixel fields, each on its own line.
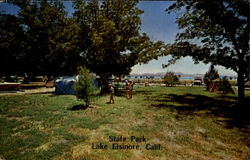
left=237, top=68, right=245, bottom=104
left=100, top=74, right=111, bottom=94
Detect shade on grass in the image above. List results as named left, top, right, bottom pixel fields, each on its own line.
left=0, top=86, right=249, bottom=159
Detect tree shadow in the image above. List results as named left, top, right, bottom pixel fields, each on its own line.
left=30, top=91, right=54, bottom=95
left=148, top=93, right=250, bottom=132
left=133, top=90, right=154, bottom=96
left=68, top=104, right=88, bottom=111
left=115, top=91, right=125, bottom=97
left=113, top=89, right=154, bottom=98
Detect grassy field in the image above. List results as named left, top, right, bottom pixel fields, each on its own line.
left=0, top=86, right=249, bottom=160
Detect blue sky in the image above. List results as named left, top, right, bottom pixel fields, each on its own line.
left=0, top=1, right=237, bottom=76
left=133, top=1, right=236, bottom=76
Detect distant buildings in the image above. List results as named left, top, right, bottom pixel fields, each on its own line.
left=125, top=72, right=237, bottom=81
left=126, top=73, right=164, bottom=80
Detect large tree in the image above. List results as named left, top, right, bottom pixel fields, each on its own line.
left=0, top=13, right=26, bottom=77
left=1, top=0, right=164, bottom=85
left=73, top=0, right=164, bottom=89
left=165, top=0, right=250, bottom=101
left=19, top=0, right=80, bottom=77
left=1, top=0, right=80, bottom=78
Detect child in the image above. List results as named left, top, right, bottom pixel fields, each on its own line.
left=109, top=83, right=115, bottom=104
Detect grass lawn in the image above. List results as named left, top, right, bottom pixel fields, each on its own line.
left=0, top=86, right=249, bottom=160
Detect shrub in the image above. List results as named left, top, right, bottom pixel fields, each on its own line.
left=218, top=76, right=233, bottom=94
left=163, top=72, right=179, bottom=87
left=73, top=67, right=97, bottom=107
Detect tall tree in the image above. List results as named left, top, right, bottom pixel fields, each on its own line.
left=1, top=0, right=80, bottom=78
left=1, top=0, right=164, bottom=85
left=18, top=0, right=76, bottom=77
left=0, top=13, right=26, bottom=77
left=165, top=1, right=250, bottom=101
left=73, top=0, right=164, bottom=90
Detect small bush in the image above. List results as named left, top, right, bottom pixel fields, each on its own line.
left=218, top=76, right=234, bottom=94
left=73, top=67, right=98, bottom=107
left=163, top=72, right=179, bottom=87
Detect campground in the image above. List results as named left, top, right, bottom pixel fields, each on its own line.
left=0, top=86, right=249, bottom=160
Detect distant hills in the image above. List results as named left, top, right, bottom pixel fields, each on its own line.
left=130, top=72, right=203, bottom=77
left=130, top=72, right=237, bottom=79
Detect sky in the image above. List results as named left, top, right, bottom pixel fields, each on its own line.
left=0, top=1, right=237, bottom=76
left=133, top=1, right=236, bottom=76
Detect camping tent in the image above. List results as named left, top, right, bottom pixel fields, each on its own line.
left=55, top=76, right=77, bottom=95
left=55, top=76, right=100, bottom=95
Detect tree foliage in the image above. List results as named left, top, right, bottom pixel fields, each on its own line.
left=73, top=0, right=164, bottom=79
left=0, top=0, right=81, bottom=77
left=218, top=76, right=233, bottom=94
left=0, top=13, right=25, bottom=76
left=165, top=0, right=250, bottom=100
left=1, top=0, right=164, bottom=86
left=73, top=67, right=97, bottom=107
left=163, top=71, right=179, bottom=87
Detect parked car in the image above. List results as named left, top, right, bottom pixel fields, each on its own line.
left=194, top=79, right=202, bottom=86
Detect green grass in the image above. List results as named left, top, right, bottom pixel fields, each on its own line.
left=0, top=86, right=249, bottom=160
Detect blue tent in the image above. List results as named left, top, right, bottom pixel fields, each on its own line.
left=55, top=76, right=77, bottom=95
left=55, top=76, right=100, bottom=95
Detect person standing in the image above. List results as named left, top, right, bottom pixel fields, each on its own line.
left=109, top=83, right=115, bottom=104
left=128, top=81, right=134, bottom=99
left=125, top=80, right=130, bottom=99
